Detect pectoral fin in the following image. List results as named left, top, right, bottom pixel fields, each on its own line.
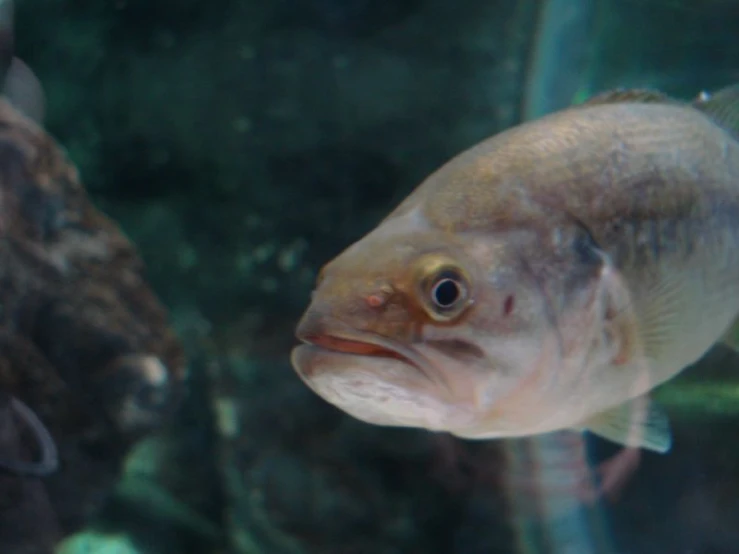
left=577, top=396, right=672, bottom=454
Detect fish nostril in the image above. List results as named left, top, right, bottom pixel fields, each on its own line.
left=366, top=293, right=386, bottom=308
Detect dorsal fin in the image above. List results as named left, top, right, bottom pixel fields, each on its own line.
left=693, top=84, right=739, bottom=141
left=576, top=83, right=739, bottom=144
left=578, top=88, right=675, bottom=107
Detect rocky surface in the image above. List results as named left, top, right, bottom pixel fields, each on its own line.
left=0, top=96, right=184, bottom=552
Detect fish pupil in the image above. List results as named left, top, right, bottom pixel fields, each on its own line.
left=432, top=278, right=460, bottom=308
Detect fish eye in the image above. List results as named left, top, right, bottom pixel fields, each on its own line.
left=414, top=256, right=471, bottom=322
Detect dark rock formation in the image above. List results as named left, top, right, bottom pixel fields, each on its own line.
left=0, top=98, right=184, bottom=552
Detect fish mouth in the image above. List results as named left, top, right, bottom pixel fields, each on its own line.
left=295, top=329, right=433, bottom=379
left=302, top=334, right=408, bottom=361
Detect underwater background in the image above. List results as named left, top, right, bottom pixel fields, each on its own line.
left=4, top=0, right=739, bottom=552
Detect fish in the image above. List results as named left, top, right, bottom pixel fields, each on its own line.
left=291, top=82, right=739, bottom=454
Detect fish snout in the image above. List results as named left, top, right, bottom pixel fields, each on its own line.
left=295, top=300, right=358, bottom=344
left=295, top=307, right=325, bottom=344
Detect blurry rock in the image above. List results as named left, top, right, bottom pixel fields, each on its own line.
left=0, top=391, right=60, bottom=553
left=0, top=96, right=185, bottom=550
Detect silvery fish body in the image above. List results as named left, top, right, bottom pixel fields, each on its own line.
left=292, top=86, right=739, bottom=453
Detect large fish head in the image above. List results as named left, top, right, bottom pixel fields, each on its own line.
left=291, top=208, right=625, bottom=435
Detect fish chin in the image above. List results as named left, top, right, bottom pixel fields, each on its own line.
left=291, top=344, right=475, bottom=430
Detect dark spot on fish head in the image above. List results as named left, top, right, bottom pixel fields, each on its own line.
left=503, top=294, right=515, bottom=316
